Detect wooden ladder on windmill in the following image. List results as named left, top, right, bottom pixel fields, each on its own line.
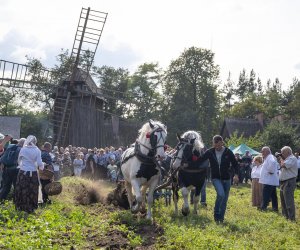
left=54, top=7, right=108, bottom=146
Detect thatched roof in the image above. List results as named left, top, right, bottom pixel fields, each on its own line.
left=221, top=118, right=263, bottom=138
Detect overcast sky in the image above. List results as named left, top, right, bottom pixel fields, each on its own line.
left=0, top=0, right=299, bottom=88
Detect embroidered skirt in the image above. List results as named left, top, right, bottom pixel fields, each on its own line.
left=15, top=170, right=39, bottom=213
left=251, top=178, right=263, bottom=207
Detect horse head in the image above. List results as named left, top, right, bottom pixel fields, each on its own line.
left=172, top=130, right=204, bottom=169
left=138, top=119, right=167, bottom=160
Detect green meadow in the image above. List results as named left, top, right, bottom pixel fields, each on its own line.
left=0, top=177, right=299, bottom=249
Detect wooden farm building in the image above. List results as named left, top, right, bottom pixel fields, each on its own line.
left=52, top=69, right=140, bottom=148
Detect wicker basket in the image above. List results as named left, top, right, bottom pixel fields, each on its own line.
left=39, top=169, right=54, bottom=180
left=44, top=182, right=62, bottom=196
left=39, top=164, right=54, bottom=180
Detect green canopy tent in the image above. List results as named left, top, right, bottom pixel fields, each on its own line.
left=228, top=145, right=235, bottom=151
left=232, top=143, right=260, bottom=156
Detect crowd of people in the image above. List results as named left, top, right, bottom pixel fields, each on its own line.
left=232, top=144, right=300, bottom=221
left=0, top=133, right=125, bottom=214
left=0, top=133, right=300, bottom=222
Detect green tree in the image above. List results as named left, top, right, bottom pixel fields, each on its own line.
left=0, top=87, right=20, bottom=115
left=225, top=131, right=263, bottom=150
left=229, top=96, right=266, bottom=118
left=127, top=63, right=164, bottom=121
left=94, top=66, right=130, bottom=117
left=17, top=110, right=48, bottom=142
left=261, top=121, right=300, bottom=153
left=163, top=47, right=220, bottom=144
left=235, top=69, right=258, bottom=100
left=235, top=69, right=248, bottom=100
left=264, top=78, right=284, bottom=117
left=283, top=78, right=300, bottom=120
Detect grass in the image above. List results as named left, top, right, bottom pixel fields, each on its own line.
left=154, top=183, right=300, bottom=249
left=0, top=178, right=299, bottom=249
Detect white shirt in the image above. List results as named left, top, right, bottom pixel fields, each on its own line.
left=297, top=158, right=300, bottom=169
left=259, top=154, right=279, bottom=186
left=251, top=164, right=262, bottom=179
left=73, top=159, right=84, bottom=169
left=279, top=154, right=298, bottom=181
left=18, top=146, right=44, bottom=172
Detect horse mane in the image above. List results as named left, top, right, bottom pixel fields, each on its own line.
left=181, top=130, right=204, bottom=152
left=138, top=120, right=167, bottom=139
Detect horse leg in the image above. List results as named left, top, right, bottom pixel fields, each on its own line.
left=140, top=185, right=148, bottom=214
left=181, top=187, right=190, bottom=216
left=173, top=184, right=179, bottom=215
left=194, top=177, right=205, bottom=214
left=125, top=181, right=134, bottom=209
left=131, top=180, right=142, bottom=214
left=146, top=180, right=158, bottom=220
left=193, top=194, right=200, bottom=215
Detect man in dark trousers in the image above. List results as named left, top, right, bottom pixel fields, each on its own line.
left=196, top=135, right=239, bottom=223
left=0, top=138, right=25, bottom=201
left=41, top=142, right=53, bottom=204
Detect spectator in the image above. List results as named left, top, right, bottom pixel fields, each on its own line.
left=82, top=150, right=95, bottom=178
left=295, top=152, right=300, bottom=185
left=61, top=151, right=73, bottom=177
left=107, top=159, right=117, bottom=182
left=235, top=153, right=242, bottom=185
left=251, top=155, right=263, bottom=208
left=52, top=152, right=61, bottom=181
left=97, top=148, right=107, bottom=179
left=279, top=146, right=298, bottom=221
left=15, top=135, right=44, bottom=213
left=241, top=150, right=253, bottom=184
left=41, top=142, right=53, bottom=204
left=259, top=147, right=279, bottom=212
left=0, top=138, right=25, bottom=201
left=73, top=153, right=84, bottom=177
left=0, top=134, right=12, bottom=156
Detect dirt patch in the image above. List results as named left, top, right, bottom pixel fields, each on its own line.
left=88, top=229, right=130, bottom=249
left=135, top=223, right=164, bottom=249
left=86, top=222, right=164, bottom=250
left=106, top=181, right=130, bottom=209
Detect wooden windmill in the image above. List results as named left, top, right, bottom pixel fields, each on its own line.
left=0, top=7, right=108, bottom=147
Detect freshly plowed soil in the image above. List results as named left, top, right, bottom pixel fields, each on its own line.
left=63, top=179, right=164, bottom=249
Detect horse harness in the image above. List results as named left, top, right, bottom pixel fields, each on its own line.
left=121, top=126, right=166, bottom=168
left=155, top=139, right=203, bottom=191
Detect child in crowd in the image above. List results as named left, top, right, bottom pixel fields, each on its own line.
left=73, top=153, right=84, bottom=177
left=107, top=159, right=118, bottom=182
left=251, top=155, right=263, bottom=207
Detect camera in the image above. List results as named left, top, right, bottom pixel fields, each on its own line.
left=275, top=152, right=284, bottom=159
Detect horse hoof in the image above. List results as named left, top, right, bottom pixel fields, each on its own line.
left=131, top=206, right=139, bottom=214
left=181, top=207, right=190, bottom=216
left=140, top=207, right=147, bottom=214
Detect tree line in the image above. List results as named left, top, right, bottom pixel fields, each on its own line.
left=1, top=46, right=299, bottom=147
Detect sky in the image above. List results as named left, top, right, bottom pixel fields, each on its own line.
left=0, top=0, right=299, bottom=88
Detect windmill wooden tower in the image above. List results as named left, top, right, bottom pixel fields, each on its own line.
left=0, top=7, right=108, bottom=147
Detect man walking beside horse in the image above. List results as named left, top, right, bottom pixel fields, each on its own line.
left=196, top=135, right=239, bottom=223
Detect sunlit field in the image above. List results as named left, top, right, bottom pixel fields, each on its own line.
left=0, top=178, right=299, bottom=249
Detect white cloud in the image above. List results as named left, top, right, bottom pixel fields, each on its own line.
left=0, top=0, right=299, bottom=87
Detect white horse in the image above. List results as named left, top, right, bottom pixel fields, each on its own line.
left=121, top=120, right=167, bottom=219
left=171, top=131, right=207, bottom=215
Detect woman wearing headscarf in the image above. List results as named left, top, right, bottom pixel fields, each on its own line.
left=14, top=135, right=44, bottom=213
